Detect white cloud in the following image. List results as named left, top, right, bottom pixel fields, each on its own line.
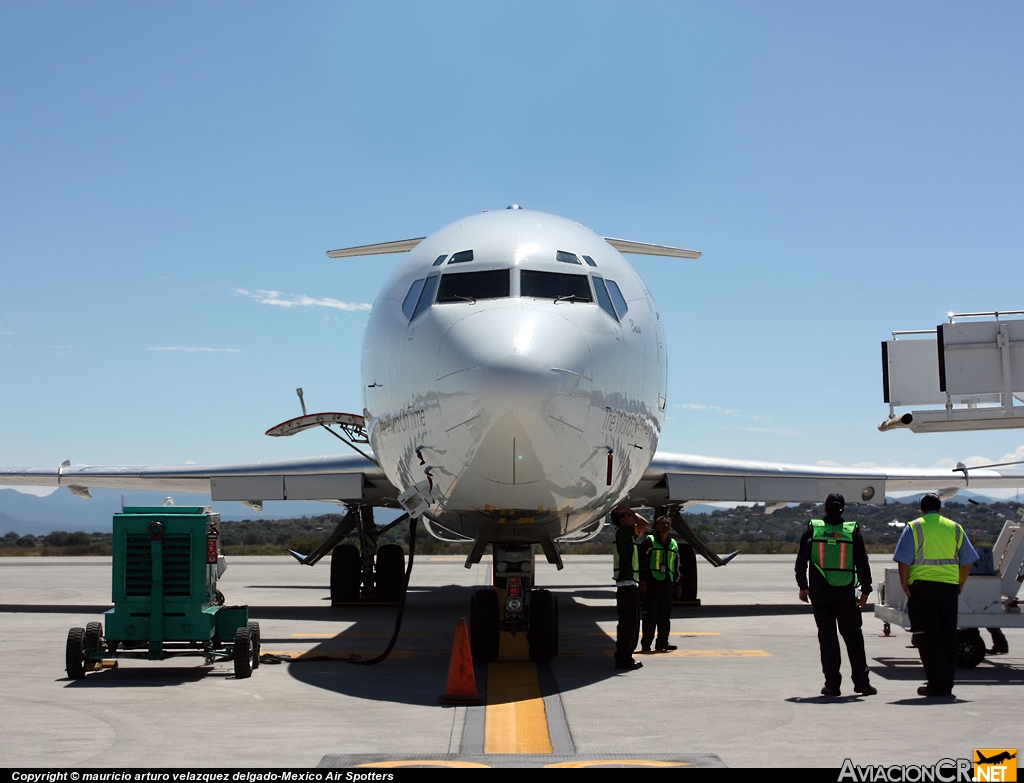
left=147, top=346, right=241, bottom=353
left=235, top=288, right=372, bottom=312
left=932, top=444, right=1024, bottom=470
left=675, top=403, right=766, bottom=420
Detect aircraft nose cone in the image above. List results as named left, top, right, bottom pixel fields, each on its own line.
left=436, top=306, right=593, bottom=484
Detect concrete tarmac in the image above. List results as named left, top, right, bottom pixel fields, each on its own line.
left=1, top=554, right=1021, bottom=769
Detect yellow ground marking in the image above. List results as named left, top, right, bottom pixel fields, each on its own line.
left=498, top=630, right=530, bottom=661
left=262, top=650, right=414, bottom=660
left=547, top=760, right=692, bottom=768
left=484, top=661, right=553, bottom=754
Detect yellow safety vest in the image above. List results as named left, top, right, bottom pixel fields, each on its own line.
left=907, top=514, right=963, bottom=585
left=613, top=525, right=640, bottom=582
left=646, top=535, right=679, bottom=581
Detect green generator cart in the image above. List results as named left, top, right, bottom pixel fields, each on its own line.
left=65, top=506, right=260, bottom=679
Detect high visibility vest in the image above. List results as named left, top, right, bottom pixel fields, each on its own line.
left=646, top=535, right=679, bottom=581
left=809, top=519, right=857, bottom=587
left=907, top=514, right=963, bottom=585
left=613, top=525, right=640, bottom=582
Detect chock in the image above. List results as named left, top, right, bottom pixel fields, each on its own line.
left=438, top=618, right=484, bottom=705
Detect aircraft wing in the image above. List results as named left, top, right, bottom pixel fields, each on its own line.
left=633, top=451, right=1024, bottom=508
left=0, top=454, right=399, bottom=507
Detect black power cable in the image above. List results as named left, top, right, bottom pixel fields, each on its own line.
left=343, top=516, right=418, bottom=666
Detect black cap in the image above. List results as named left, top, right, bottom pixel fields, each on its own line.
left=825, top=493, right=845, bottom=515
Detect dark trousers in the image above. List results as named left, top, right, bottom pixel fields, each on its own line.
left=641, top=580, right=674, bottom=650
left=615, top=585, right=640, bottom=666
left=907, top=580, right=960, bottom=694
left=810, top=586, right=869, bottom=688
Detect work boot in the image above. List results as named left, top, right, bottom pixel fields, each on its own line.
left=820, top=685, right=841, bottom=697
left=854, top=682, right=877, bottom=696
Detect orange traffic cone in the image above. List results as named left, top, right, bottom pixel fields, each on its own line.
left=439, top=618, right=485, bottom=705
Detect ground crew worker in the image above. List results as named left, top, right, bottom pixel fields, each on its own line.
left=639, top=515, right=682, bottom=652
left=795, top=493, right=876, bottom=697
left=612, top=506, right=648, bottom=671
left=893, top=493, right=979, bottom=698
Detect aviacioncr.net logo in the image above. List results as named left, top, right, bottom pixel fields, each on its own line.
left=838, top=758, right=973, bottom=782
left=974, top=749, right=1017, bottom=782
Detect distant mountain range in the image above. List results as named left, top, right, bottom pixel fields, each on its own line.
left=0, top=487, right=347, bottom=536
left=0, top=486, right=1010, bottom=537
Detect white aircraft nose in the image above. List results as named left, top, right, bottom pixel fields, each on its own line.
left=436, top=305, right=594, bottom=485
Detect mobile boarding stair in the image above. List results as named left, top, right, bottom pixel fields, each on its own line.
left=65, top=506, right=260, bottom=679
left=874, top=517, right=1024, bottom=667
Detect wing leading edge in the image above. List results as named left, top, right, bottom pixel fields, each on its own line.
left=633, top=452, right=1024, bottom=508
left=0, top=454, right=397, bottom=507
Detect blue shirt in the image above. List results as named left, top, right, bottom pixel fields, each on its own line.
left=892, top=516, right=979, bottom=566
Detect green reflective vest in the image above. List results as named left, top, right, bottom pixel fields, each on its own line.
left=613, top=524, right=640, bottom=582
left=907, top=514, right=963, bottom=585
left=645, top=535, right=679, bottom=581
left=809, top=519, right=858, bottom=587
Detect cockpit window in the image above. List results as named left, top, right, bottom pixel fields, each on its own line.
left=520, top=270, right=593, bottom=303
left=606, top=279, right=628, bottom=319
left=436, top=269, right=511, bottom=303
left=582, top=255, right=597, bottom=267
left=402, top=278, right=426, bottom=319
left=592, top=276, right=618, bottom=321
left=432, top=254, right=447, bottom=266
left=411, top=274, right=439, bottom=320
left=448, top=249, right=474, bottom=264
left=556, top=250, right=582, bottom=265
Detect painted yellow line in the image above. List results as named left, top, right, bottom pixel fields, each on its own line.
left=484, top=662, right=553, bottom=754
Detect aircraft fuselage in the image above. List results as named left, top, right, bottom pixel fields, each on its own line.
left=361, top=209, right=667, bottom=547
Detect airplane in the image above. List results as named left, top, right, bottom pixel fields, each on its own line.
left=975, top=751, right=1016, bottom=765
left=3, top=206, right=1024, bottom=663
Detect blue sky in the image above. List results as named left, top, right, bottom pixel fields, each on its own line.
left=2, top=1, right=1022, bottom=496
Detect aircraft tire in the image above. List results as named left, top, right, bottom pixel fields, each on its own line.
left=85, top=621, right=104, bottom=654
left=375, top=544, right=405, bottom=603
left=66, top=627, right=86, bottom=679
left=677, top=543, right=698, bottom=603
left=330, top=544, right=361, bottom=603
left=957, top=627, right=985, bottom=669
left=527, top=589, right=558, bottom=662
left=247, top=621, right=261, bottom=669
left=233, top=626, right=254, bottom=679
left=470, top=588, right=500, bottom=662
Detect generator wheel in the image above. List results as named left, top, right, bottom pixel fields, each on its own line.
left=66, top=627, right=86, bottom=679
left=470, top=588, right=500, bottom=662
left=85, top=621, right=104, bottom=654
left=375, top=544, right=405, bottom=603
left=957, top=628, right=986, bottom=669
left=528, top=589, right=558, bottom=662
left=330, top=544, right=361, bottom=603
left=247, top=621, right=261, bottom=669
left=233, top=626, right=254, bottom=679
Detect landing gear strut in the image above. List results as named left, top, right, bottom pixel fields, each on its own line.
left=326, top=506, right=407, bottom=604
left=468, top=544, right=560, bottom=663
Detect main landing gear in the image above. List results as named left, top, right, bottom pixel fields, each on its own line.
left=468, top=545, right=559, bottom=663
left=327, top=506, right=407, bottom=604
